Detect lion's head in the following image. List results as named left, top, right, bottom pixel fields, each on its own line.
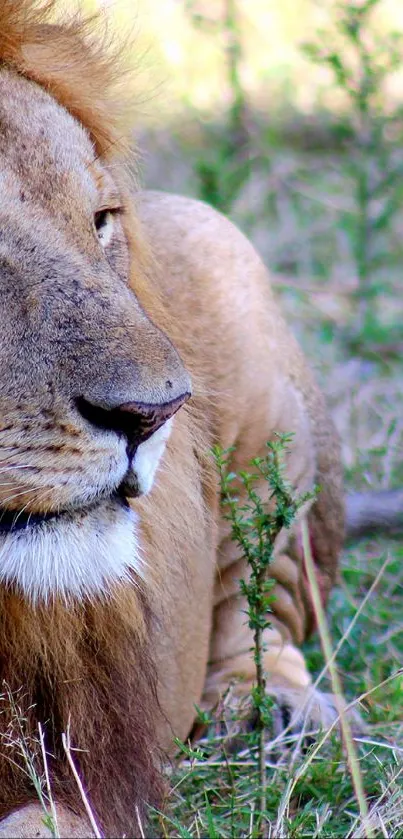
left=0, top=1, right=191, bottom=602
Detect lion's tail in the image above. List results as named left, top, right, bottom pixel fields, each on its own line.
left=345, top=489, right=403, bottom=542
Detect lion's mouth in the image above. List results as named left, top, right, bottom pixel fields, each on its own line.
left=0, top=490, right=130, bottom=534
left=0, top=490, right=141, bottom=602
left=0, top=507, right=59, bottom=533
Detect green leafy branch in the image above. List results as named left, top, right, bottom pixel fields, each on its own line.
left=213, top=433, right=316, bottom=825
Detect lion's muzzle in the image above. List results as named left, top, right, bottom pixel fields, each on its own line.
left=76, top=391, right=190, bottom=453
left=76, top=390, right=191, bottom=497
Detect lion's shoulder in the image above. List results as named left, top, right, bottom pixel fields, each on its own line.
left=136, top=189, right=268, bottom=282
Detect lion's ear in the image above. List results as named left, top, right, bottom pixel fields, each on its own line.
left=0, top=1, right=136, bottom=158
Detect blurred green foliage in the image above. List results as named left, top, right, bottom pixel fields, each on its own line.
left=180, top=0, right=403, bottom=353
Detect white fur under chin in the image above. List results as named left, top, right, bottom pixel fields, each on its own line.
left=0, top=421, right=172, bottom=603
left=131, top=417, right=172, bottom=495
left=0, top=499, right=143, bottom=604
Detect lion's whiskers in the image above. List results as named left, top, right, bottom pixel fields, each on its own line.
left=11, top=487, right=54, bottom=529
left=0, top=465, right=33, bottom=471
left=0, top=486, right=51, bottom=516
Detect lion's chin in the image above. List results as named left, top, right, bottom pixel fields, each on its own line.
left=0, top=495, right=143, bottom=604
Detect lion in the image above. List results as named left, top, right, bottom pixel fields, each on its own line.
left=0, top=1, right=369, bottom=836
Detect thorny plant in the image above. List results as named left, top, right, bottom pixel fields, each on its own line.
left=213, top=434, right=315, bottom=829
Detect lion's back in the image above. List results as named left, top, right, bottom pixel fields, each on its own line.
left=137, top=189, right=343, bottom=602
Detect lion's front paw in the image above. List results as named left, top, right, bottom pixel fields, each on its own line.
left=267, top=682, right=363, bottom=743
left=216, top=680, right=364, bottom=755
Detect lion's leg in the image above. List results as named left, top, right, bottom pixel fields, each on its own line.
left=202, top=313, right=347, bottom=736
left=204, top=565, right=340, bottom=739
left=205, top=557, right=310, bottom=701
left=203, top=485, right=342, bottom=736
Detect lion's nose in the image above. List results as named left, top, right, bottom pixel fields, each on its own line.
left=76, top=391, right=190, bottom=454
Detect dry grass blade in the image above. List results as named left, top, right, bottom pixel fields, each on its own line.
left=300, top=518, right=372, bottom=837
left=0, top=684, right=56, bottom=832
left=135, top=804, right=146, bottom=839
left=311, top=554, right=390, bottom=694
left=61, top=727, right=102, bottom=839
left=38, top=722, right=60, bottom=839
left=348, top=764, right=403, bottom=838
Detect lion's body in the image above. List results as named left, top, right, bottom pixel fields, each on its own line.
left=0, top=3, right=344, bottom=837
left=132, top=191, right=344, bottom=729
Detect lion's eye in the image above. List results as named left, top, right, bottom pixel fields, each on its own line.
left=94, top=209, right=114, bottom=248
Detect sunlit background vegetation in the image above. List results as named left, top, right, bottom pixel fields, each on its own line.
left=94, top=0, right=403, bottom=114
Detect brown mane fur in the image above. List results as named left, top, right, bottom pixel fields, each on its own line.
left=0, top=2, right=179, bottom=832
left=0, top=0, right=135, bottom=157
left=0, top=586, right=165, bottom=834
left=0, top=401, right=215, bottom=834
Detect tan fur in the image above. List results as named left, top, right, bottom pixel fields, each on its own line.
left=0, top=3, right=344, bottom=837
left=0, top=0, right=135, bottom=157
